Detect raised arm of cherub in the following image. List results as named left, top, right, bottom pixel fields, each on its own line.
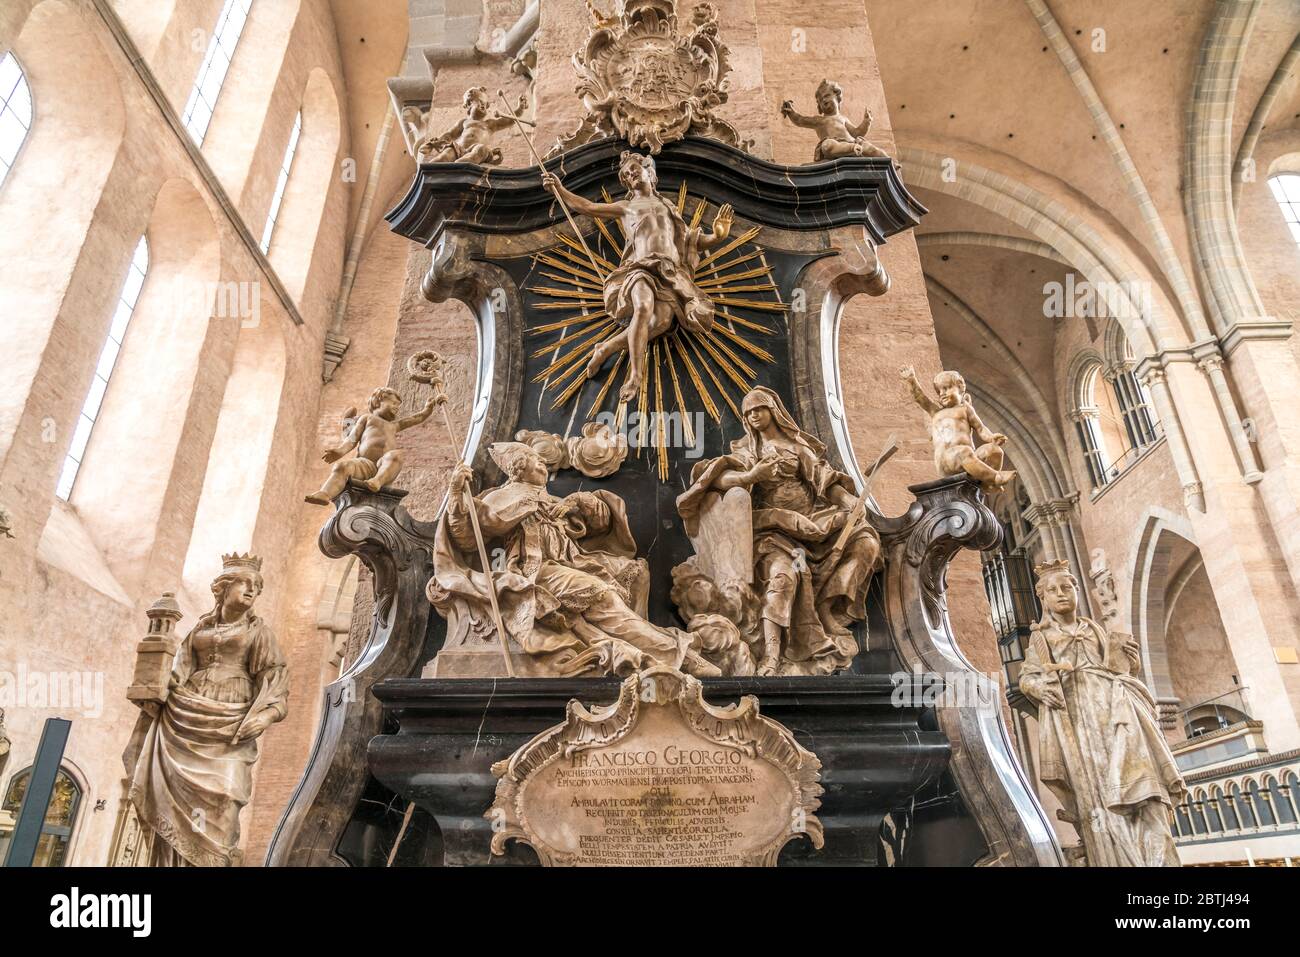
left=900, top=366, right=940, bottom=416
left=397, top=397, right=437, bottom=432
left=848, top=106, right=874, bottom=139
left=780, top=99, right=818, bottom=129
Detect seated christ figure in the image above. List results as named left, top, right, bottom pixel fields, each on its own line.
left=541, top=151, right=734, bottom=401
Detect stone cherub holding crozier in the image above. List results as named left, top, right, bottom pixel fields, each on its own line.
left=676, top=387, right=882, bottom=676
left=305, top=386, right=437, bottom=505
left=541, top=151, right=734, bottom=401
left=782, top=79, right=893, bottom=164
left=900, top=365, right=1016, bottom=491
left=427, top=441, right=747, bottom=678
left=1018, top=560, right=1185, bottom=867
left=413, top=87, right=532, bottom=166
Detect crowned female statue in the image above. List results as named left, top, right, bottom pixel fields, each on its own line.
left=676, top=387, right=881, bottom=676
left=428, top=441, right=742, bottom=678
left=124, top=553, right=289, bottom=866
left=1018, top=560, right=1185, bottom=866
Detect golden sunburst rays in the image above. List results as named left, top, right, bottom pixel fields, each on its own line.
left=524, top=186, right=785, bottom=479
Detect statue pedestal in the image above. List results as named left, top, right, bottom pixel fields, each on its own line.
left=369, top=674, right=951, bottom=866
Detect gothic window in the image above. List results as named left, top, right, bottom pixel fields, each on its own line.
left=1108, top=366, right=1160, bottom=451
left=0, top=767, right=82, bottom=866
left=56, top=236, right=149, bottom=500
left=259, top=110, right=302, bottom=252
left=181, top=0, right=255, bottom=146
left=0, top=52, right=33, bottom=188
left=1268, top=173, right=1300, bottom=250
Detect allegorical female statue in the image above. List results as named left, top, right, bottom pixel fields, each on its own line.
left=428, top=442, right=741, bottom=678
left=676, top=387, right=881, bottom=676
left=124, top=553, right=288, bottom=866
left=1018, top=560, right=1185, bottom=866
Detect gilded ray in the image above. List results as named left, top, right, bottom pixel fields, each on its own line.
left=586, top=352, right=625, bottom=420
left=694, top=248, right=763, bottom=280
left=709, top=295, right=788, bottom=313
left=528, top=309, right=610, bottom=334
left=697, top=226, right=762, bottom=268
left=696, top=265, right=774, bottom=287
left=714, top=308, right=774, bottom=335
left=683, top=332, right=740, bottom=419
left=538, top=270, right=604, bottom=291
left=671, top=335, right=720, bottom=423
left=664, top=337, right=697, bottom=446
left=531, top=318, right=615, bottom=357
left=533, top=252, right=604, bottom=286
left=712, top=321, right=774, bottom=363
left=653, top=340, right=669, bottom=481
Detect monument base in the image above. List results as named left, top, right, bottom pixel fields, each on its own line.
left=368, top=673, right=971, bottom=866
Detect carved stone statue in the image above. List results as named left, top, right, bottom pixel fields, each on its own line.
left=123, top=554, right=289, bottom=866
left=1018, top=560, right=1185, bottom=867
left=408, top=87, right=532, bottom=166
left=676, top=387, right=882, bottom=676
left=781, top=79, right=892, bottom=164
left=901, top=365, right=1016, bottom=491
left=553, top=0, right=742, bottom=155
left=305, top=385, right=436, bottom=505
left=427, top=442, right=745, bottom=678
left=542, top=151, right=734, bottom=401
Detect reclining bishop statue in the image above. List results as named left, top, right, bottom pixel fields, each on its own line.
left=426, top=441, right=750, bottom=678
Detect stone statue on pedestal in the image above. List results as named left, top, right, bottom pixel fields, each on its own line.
left=427, top=442, right=744, bottom=678
left=782, top=79, right=892, bottom=164
left=675, top=387, right=881, bottom=676
left=305, top=385, right=436, bottom=505
left=407, top=87, right=532, bottom=166
left=123, top=554, right=288, bottom=866
left=901, top=365, right=1016, bottom=491
left=1018, top=560, right=1185, bottom=866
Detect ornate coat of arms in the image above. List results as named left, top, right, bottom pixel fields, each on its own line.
left=553, top=0, right=742, bottom=154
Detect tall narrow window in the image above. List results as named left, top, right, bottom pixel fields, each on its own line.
left=260, top=110, right=301, bottom=252
left=0, top=52, right=33, bottom=187
left=56, top=237, right=149, bottom=500
left=1269, top=173, right=1300, bottom=249
left=180, top=0, right=254, bottom=146
left=1109, top=367, right=1160, bottom=450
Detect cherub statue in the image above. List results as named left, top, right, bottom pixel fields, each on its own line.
left=541, top=151, right=734, bottom=401
left=414, top=87, right=532, bottom=166
left=305, top=386, right=436, bottom=505
left=782, top=78, right=892, bottom=164
left=427, top=442, right=746, bottom=678
left=1018, top=561, right=1185, bottom=866
left=900, top=365, right=1015, bottom=491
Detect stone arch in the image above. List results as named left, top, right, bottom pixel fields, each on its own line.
left=182, top=294, right=288, bottom=597
left=269, top=66, right=342, bottom=302
left=72, top=177, right=223, bottom=589
left=900, top=145, right=1180, bottom=353
left=0, top=0, right=127, bottom=477
left=1129, top=509, right=1242, bottom=738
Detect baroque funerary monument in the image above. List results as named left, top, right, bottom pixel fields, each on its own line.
left=0, top=0, right=1299, bottom=868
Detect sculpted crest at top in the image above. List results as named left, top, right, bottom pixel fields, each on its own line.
left=553, top=0, right=742, bottom=155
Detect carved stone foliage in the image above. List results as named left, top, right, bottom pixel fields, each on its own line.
left=486, top=664, right=823, bottom=865
left=553, top=0, right=741, bottom=155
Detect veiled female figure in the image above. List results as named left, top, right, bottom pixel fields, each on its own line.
left=678, top=387, right=881, bottom=675
left=125, top=554, right=288, bottom=866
